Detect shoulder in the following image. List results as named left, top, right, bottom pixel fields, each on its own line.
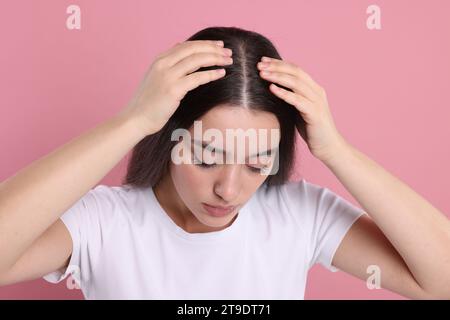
left=258, top=178, right=328, bottom=210
left=251, top=179, right=323, bottom=226
left=88, top=183, right=136, bottom=204
left=83, top=184, right=146, bottom=224
left=256, top=178, right=359, bottom=229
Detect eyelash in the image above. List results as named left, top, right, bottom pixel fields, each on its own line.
left=194, top=159, right=269, bottom=173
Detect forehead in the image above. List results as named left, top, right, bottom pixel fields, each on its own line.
left=189, top=105, right=280, bottom=133
left=186, top=105, right=281, bottom=158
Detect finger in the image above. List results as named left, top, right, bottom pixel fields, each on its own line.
left=259, top=57, right=323, bottom=94
left=260, top=70, right=319, bottom=102
left=178, top=68, right=227, bottom=94
left=171, top=52, right=233, bottom=79
left=157, top=40, right=208, bottom=60
left=158, top=40, right=231, bottom=68
left=269, top=83, right=313, bottom=115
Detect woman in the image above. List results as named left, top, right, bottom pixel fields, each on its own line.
left=0, top=27, right=449, bottom=299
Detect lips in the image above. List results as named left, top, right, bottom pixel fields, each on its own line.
left=202, top=203, right=236, bottom=217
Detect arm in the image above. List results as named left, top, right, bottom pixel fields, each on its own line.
left=325, top=141, right=450, bottom=299
left=0, top=40, right=232, bottom=282
left=0, top=219, right=73, bottom=286
left=0, top=110, right=147, bottom=275
left=254, top=56, right=450, bottom=299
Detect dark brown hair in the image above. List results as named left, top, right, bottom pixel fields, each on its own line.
left=122, top=26, right=305, bottom=189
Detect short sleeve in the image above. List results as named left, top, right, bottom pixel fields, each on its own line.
left=281, top=179, right=367, bottom=272
left=42, top=185, right=108, bottom=287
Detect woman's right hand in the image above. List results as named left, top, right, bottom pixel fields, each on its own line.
left=121, top=40, right=234, bottom=136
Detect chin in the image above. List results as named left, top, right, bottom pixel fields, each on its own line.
left=198, top=211, right=237, bottom=227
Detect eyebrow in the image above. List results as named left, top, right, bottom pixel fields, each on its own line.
left=191, top=139, right=277, bottom=159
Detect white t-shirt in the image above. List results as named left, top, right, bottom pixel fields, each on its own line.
left=43, top=179, right=366, bottom=299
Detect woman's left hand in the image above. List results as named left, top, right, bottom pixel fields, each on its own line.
left=257, top=56, right=348, bottom=164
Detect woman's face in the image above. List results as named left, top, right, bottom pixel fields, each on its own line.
left=169, top=105, right=280, bottom=229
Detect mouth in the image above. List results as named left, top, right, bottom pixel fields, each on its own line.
left=202, top=203, right=237, bottom=217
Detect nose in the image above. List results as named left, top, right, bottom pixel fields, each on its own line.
left=213, top=165, right=242, bottom=204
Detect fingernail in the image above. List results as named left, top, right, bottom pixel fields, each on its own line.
left=223, top=48, right=233, bottom=56
left=261, top=56, right=271, bottom=62
left=216, top=41, right=224, bottom=47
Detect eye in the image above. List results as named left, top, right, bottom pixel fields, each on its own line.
left=247, top=165, right=270, bottom=174
left=195, top=162, right=268, bottom=172
left=247, top=156, right=272, bottom=174
left=193, top=154, right=270, bottom=173
left=193, top=155, right=217, bottom=169
left=196, top=162, right=217, bottom=168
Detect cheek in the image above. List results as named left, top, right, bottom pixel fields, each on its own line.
left=171, top=164, right=207, bottom=190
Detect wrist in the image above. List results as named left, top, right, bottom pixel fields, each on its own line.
left=114, top=109, right=154, bottom=142
left=115, top=107, right=158, bottom=139
left=318, top=135, right=353, bottom=168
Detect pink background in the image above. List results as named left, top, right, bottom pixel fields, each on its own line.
left=1, top=0, right=449, bottom=299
